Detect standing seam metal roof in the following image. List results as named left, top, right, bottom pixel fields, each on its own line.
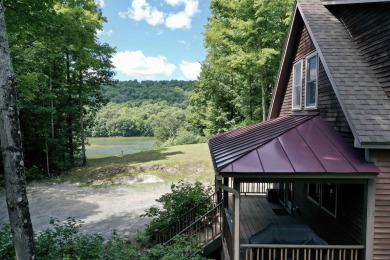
left=208, top=114, right=379, bottom=174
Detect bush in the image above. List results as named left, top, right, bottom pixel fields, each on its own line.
left=142, top=180, right=212, bottom=240
left=163, top=128, right=206, bottom=146
left=144, top=235, right=208, bottom=260
left=0, top=225, right=14, bottom=259
left=35, top=218, right=140, bottom=260
left=35, top=218, right=105, bottom=259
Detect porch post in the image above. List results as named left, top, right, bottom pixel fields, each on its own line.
left=224, top=177, right=229, bottom=209
left=365, top=178, right=376, bottom=260
left=233, top=178, right=240, bottom=260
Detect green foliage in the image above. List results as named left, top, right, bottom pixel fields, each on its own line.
left=142, top=181, right=213, bottom=240
left=0, top=225, right=14, bottom=259
left=163, top=128, right=206, bottom=146
left=35, top=218, right=105, bottom=259
left=100, top=80, right=194, bottom=105
left=144, top=235, right=207, bottom=260
left=188, top=0, right=294, bottom=136
left=1, top=220, right=207, bottom=260
left=3, top=0, right=115, bottom=175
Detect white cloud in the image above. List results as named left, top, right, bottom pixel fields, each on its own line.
left=112, top=50, right=176, bottom=78
left=95, top=0, right=104, bottom=8
left=184, top=0, right=199, bottom=16
left=180, top=61, right=200, bottom=80
left=120, top=0, right=199, bottom=30
left=164, top=0, right=185, bottom=6
left=165, top=12, right=191, bottom=29
left=119, top=0, right=165, bottom=26
left=96, top=29, right=113, bottom=37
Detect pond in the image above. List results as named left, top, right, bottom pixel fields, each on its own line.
left=86, top=137, right=156, bottom=158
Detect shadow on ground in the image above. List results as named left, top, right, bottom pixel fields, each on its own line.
left=88, top=148, right=184, bottom=166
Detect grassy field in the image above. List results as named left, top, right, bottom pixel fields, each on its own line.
left=52, top=143, right=215, bottom=185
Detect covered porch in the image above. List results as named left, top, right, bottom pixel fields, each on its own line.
left=219, top=178, right=373, bottom=260
left=208, top=114, right=379, bottom=260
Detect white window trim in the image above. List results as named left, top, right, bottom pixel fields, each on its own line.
left=304, top=52, right=318, bottom=110
left=292, top=60, right=303, bottom=110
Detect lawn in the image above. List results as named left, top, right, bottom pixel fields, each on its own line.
left=52, top=143, right=215, bottom=185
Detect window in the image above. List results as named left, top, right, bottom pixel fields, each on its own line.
left=321, top=184, right=337, bottom=215
left=307, top=183, right=320, bottom=204
left=305, top=52, right=318, bottom=109
left=292, top=60, right=302, bottom=110
left=307, top=183, right=337, bottom=217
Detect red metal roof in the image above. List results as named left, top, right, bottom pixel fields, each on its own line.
left=208, top=114, right=379, bottom=174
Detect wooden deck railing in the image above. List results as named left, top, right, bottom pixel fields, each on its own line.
left=241, top=244, right=364, bottom=260
left=164, top=201, right=223, bottom=246
left=228, top=179, right=275, bottom=195
left=240, top=182, right=274, bottom=195
left=156, top=190, right=220, bottom=244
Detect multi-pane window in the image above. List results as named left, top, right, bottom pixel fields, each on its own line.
left=307, top=183, right=337, bottom=217
left=305, top=52, right=318, bottom=109
left=292, top=61, right=302, bottom=110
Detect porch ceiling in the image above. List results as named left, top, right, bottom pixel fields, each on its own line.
left=208, top=114, right=379, bottom=174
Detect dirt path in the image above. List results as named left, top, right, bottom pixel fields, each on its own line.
left=0, top=182, right=171, bottom=236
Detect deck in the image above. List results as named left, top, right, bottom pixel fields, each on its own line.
left=228, top=194, right=302, bottom=244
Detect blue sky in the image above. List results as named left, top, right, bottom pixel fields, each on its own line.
left=96, top=0, right=210, bottom=81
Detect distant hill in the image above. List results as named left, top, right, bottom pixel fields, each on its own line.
left=100, top=80, right=195, bottom=104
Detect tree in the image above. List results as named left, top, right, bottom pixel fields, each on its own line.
left=0, top=1, right=35, bottom=258
left=188, top=0, right=293, bottom=136
left=3, top=0, right=115, bottom=173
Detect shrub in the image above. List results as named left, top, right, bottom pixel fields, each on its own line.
left=35, top=218, right=105, bottom=259
left=144, top=235, right=208, bottom=260
left=0, top=225, right=14, bottom=259
left=142, top=180, right=212, bottom=240
left=36, top=218, right=140, bottom=260
left=163, top=128, right=206, bottom=146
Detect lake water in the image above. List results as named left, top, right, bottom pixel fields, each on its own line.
left=86, top=137, right=156, bottom=158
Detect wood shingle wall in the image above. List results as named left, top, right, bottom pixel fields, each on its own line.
left=279, top=24, right=353, bottom=142
left=373, top=150, right=390, bottom=260
left=337, top=4, right=390, bottom=97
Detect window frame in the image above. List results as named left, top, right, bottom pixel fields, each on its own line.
left=307, top=183, right=338, bottom=218
left=292, top=60, right=303, bottom=110
left=304, top=52, right=318, bottom=109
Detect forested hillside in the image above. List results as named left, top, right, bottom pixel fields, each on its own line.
left=100, top=80, right=194, bottom=104
left=88, top=80, right=197, bottom=143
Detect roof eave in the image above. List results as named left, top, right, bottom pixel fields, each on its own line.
left=355, top=141, right=390, bottom=149
left=217, top=172, right=378, bottom=179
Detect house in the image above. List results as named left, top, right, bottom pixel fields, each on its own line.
left=208, top=0, right=390, bottom=259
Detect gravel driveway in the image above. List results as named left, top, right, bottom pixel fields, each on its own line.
left=0, top=182, right=171, bottom=236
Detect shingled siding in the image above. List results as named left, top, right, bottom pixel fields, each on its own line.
left=337, top=4, right=390, bottom=98
left=279, top=24, right=353, bottom=142
left=280, top=25, right=315, bottom=115
left=293, top=183, right=364, bottom=245
left=317, top=62, right=354, bottom=144
left=373, top=150, right=390, bottom=260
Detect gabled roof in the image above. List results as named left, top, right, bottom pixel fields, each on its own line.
left=270, top=0, right=390, bottom=149
left=208, top=114, right=379, bottom=174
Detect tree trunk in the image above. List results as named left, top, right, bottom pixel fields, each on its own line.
left=65, top=51, right=74, bottom=165
left=0, top=2, right=36, bottom=259
left=79, top=69, right=86, bottom=166
left=261, top=80, right=266, bottom=122
left=249, top=75, right=253, bottom=121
